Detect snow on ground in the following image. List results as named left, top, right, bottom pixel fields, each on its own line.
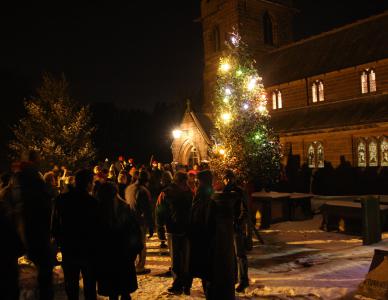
left=19, top=213, right=388, bottom=299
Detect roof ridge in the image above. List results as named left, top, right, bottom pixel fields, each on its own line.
left=268, top=10, right=388, bottom=54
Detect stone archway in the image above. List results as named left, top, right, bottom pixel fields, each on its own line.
left=178, top=139, right=201, bottom=166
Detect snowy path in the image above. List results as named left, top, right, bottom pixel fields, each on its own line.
left=19, top=215, right=388, bottom=299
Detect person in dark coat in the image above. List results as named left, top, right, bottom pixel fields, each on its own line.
left=156, top=171, right=193, bottom=295
left=12, top=151, right=54, bottom=300
left=52, top=169, right=99, bottom=300
left=95, top=182, right=142, bottom=300
left=0, top=180, right=24, bottom=300
left=189, top=170, right=215, bottom=298
left=223, top=170, right=250, bottom=292
left=125, top=170, right=154, bottom=274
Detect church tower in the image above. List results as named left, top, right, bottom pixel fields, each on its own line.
left=200, top=0, right=295, bottom=112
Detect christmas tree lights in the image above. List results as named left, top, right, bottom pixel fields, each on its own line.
left=210, top=31, right=281, bottom=187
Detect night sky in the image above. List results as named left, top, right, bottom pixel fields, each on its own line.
left=1, top=1, right=388, bottom=111
left=0, top=1, right=387, bottom=165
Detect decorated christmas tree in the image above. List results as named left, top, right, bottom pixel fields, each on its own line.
left=10, top=73, right=96, bottom=170
left=210, top=32, right=281, bottom=187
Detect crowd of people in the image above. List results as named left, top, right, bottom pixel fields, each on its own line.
left=0, top=151, right=251, bottom=300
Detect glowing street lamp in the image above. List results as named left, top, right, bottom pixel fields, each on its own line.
left=172, top=129, right=182, bottom=139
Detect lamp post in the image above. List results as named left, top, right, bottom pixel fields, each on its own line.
left=172, top=129, right=182, bottom=139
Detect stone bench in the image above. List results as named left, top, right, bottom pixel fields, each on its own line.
left=321, top=199, right=388, bottom=244
left=251, top=192, right=313, bottom=229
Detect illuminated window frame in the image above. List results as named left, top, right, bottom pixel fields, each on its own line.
left=361, top=69, right=377, bottom=94
left=272, top=90, right=282, bottom=110
left=307, top=141, right=324, bottom=168
left=312, top=80, right=324, bottom=103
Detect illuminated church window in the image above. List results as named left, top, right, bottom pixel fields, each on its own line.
left=381, top=137, right=388, bottom=167
left=361, top=71, right=368, bottom=94
left=317, top=142, right=324, bottom=168
left=188, top=147, right=200, bottom=166
left=368, top=139, right=378, bottom=166
left=307, top=142, right=325, bottom=168
left=370, top=70, right=377, bottom=92
left=272, top=90, right=282, bottom=109
left=308, top=144, right=315, bottom=168
left=312, top=80, right=324, bottom=103
left=361, top=69, right=376, bottom=94
left=357, top=140, right=367, bottom=167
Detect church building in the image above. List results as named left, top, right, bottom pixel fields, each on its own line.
left=172, top=0, right=388, bottom=170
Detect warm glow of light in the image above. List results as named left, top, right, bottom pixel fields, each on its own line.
left=223, top=97, right=229, bottom=104
left=221, top=112, right=231, bottom=123
left=247, top=77, right=257, bottom=91
left=236, top=69, right=243, bottom=77
left=258, top=104, right=267, bottom=114
left=172, top=129, right=182, bottom=139
left=219, top=149, right=226, bottom=155
left=243, top=103, right=249, bottom=110
left=220, top=62, right=231, bottom=73
left=225, top=88, right=232, bottom=95
left=261, top=93, right=267, bottom=100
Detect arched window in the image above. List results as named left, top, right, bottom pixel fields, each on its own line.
left=380, top=137, right=388, bottom=167
left=188, top=147, right=200, bottom=166
left=312, top=80, right=324, bottom=103
left=361, top=69, right=377, bottom=94
left=263, top=12, right=274, bottom=45
left=213, top=26, right=221, bottom=52
left=357, top=139, right=367, bottom=167
left=317, top=142, right=324, bottom=168
left=307, top=144, right=316, bottom=168
left=272, top=90, right=282, bottom=109
left=370, top=69, right=377, bottom=92
left=307, top=142, right=325, bottom=168
left=361, top=71, right=368, bottom=94
left=368, top=139, right=378, bottom=166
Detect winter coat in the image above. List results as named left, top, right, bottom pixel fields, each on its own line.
left=96, top=198, right=141, bottom=296
left=125, top=183, right=154, bottom=232
left=52, top=188, right=99, bottom=261
left=223, top=183, right=249, bottom=232
left=156, top=183, right=193, bottom=235
left=12, top=164, right=52, bottom=262
left=189, top=185, right=215, bottom=280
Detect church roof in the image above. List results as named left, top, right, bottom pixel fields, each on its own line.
left=195, top=112, right=214, bottom=140
left=261, top=11, right=388, bottom=86
left=270, top=94, right=388, bottom=134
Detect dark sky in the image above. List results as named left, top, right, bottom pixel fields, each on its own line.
left=1, top=1, right=388, bottom=111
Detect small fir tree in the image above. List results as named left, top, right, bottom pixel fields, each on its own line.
left=10, top=73, right=96, bottom=170
left=210, top=32, right=281, bottom=187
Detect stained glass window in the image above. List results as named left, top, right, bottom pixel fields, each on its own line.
left=317, top=143, right=324, bottom=168
left=312, top=84, right=317, bottom=103
left=188, top=147, right=200, bottom=166
left=318, top=81, right=324, bottom=101
left=381, top=138, right=388, bottom=167
left=361, top=71, right=368, bottom=94
left=369, top=140, right=378, bottom=166
left=272, top=92, right=277, bottom=110
left=308, top=144, right=315, bottom=168
left=277, top=91, right=282, bottom=108
left=357, top=140, right=367, bottom=167
left=370, top=70, right=376, bottom=92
